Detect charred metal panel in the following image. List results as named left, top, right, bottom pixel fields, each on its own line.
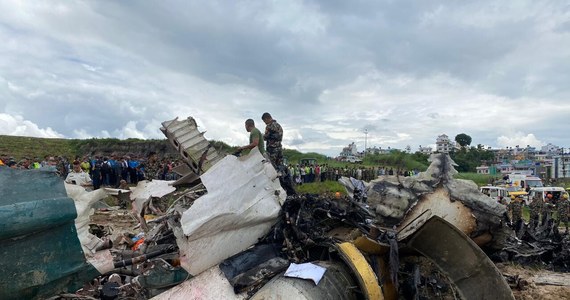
left=404, top=216, right=514, bottom=300
left=355, top=153, right=510, bottom=248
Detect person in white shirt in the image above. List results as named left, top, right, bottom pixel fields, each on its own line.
left=66, top=160, right=93, bottom=188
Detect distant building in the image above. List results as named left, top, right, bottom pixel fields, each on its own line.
left=418, top=145, right=433, bottom=155
left=541, top=143, right=560, bottom=154
left=497, top=163, right=514, bottom=174
left=551, top=155, right=570, bottom=179
left=476, top=165, right=490, bottom=174
left=534, top=153, right=549, bottom=162
left=339, top=142, right=358, bottom=158
left=436, top=134, right=454, bottom=153
left=365, top=146, right=392, bottom=155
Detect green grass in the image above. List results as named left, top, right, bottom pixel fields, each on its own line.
left=295, top=181, right=347, bottom=196
left=454, top=172, right=495, bottom=186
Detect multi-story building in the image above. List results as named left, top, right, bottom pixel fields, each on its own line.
left=551, top=155, right=570, bottom=179
left=436, top=134, right=453, bottom=153
left=339, top=142, right=358, bottom=158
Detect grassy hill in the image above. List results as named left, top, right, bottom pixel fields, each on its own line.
left=0, top=135, right=184, bottom=160
left=0, top=135, right=77, bottom=159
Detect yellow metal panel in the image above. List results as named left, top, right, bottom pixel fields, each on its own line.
left=375, top=256, right=398, bottom=300
left=354, top=236, right=389, bottom=255
left=336, top=242, right=383, bottom=300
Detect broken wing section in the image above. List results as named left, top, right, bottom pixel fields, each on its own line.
left=176, top=148, right=286, bottom=275
left=160, top=117, right=225, bottom=185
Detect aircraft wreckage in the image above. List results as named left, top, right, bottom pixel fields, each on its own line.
left=1, top=116, right=568, bottom=299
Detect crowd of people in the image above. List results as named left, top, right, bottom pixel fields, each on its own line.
left=0, top=153, right=183, bottom=190
left=287, top=164, right=420, bottom=184
left=525, top=193, right=569, bottom=234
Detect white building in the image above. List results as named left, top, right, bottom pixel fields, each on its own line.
left=476, top=166, right=490, bottom=174
left=418, top=145, right=433, bottom=155
left=339, top=142, right=358, bottom=157
left=541, top=143, right=561, bottom=154
left=436, top=134, right=454, bottom=153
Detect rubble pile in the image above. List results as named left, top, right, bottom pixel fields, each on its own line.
left=68, top=192, right=373, bottom=298
left=49, top=152, right=518, bottom=299
left=490, top=220, right=570, bottom=272
left=341, top=154, right=511, bottom=249
left=69, top=187, right=203, bottom=299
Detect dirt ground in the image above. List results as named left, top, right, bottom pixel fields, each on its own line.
left=497, top=263, right=570, bottom=300
left=90, top=207, right=140, bottom=241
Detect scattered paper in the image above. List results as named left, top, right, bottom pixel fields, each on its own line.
left=284, top=262, right=327, bottom=285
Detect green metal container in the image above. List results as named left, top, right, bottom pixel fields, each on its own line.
left=0, top=168, right=100, bottom=299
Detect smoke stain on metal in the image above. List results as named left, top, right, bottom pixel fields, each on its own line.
left=398, top=187, right=477, bottom=239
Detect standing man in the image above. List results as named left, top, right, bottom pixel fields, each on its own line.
left=556, top=193, right=569, bottom=234
left=238, top=119, right=265, bottom=154
left=66, top=160, right=93, bottom=189
left=508, top=195, right=523, bottom=234
left=543, top=193, right=554, bottom=226
left=529, top=194, right=543, bottom=229
left=262, top=112, right=283, bottom=167
left=80, top=157, right=91, bottom=174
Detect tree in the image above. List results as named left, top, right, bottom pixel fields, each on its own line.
left=455, top=133, right=472, bottom=148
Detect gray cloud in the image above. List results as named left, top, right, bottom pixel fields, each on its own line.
left=1, top=1, right=569, bottom=156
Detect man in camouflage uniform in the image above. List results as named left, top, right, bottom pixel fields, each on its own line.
left=556, top=193, right=569, bottom=234
left=529, top=194, right=543, bottom=229
left=509, top=195, right=523, bottom=232
left=542, top=193, right=554, bottom=226
left=262, top=112, right=283, bottom=168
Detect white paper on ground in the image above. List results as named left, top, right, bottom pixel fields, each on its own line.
left=284, top=262, right=327, bottom=285
left=177, top=148, right=286, bottom=275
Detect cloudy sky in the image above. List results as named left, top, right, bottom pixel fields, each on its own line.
left=1, top=1, right=569, bottom=156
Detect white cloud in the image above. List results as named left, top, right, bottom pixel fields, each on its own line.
left=114, top=121, right=147, bottom=140
left=72, top=129, right=91, bottom=139
left=496, top=132, right=544, bottom=148
left=0, top=113, right=64, bottom=138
